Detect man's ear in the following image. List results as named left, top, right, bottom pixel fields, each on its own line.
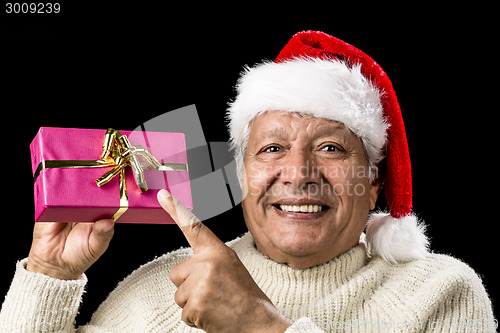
left=369, top=177, right=383, bottom=211
left=235, top=157, right=248, bottom=200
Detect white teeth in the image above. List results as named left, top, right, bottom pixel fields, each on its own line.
left=279, top=204, right=323, bottom=213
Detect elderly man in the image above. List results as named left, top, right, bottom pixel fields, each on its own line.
left=0, top=31, right=495, bottom=332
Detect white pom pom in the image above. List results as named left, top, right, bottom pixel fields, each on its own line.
left=365, top=212, right=430, bottom=264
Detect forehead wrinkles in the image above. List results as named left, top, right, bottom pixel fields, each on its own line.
left=248, top=114, right=298, bottom=145
left=251, top=113, right=350, bottom=145
left=261, top=123, right=301, bottom=142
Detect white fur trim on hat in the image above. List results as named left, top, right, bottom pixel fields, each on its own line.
left=365, top=212, right=430, bottom=264
left=227, top=57, right=389, bottom=154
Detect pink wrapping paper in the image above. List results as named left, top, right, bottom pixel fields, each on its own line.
left=30, top=127, right=192, bottom=224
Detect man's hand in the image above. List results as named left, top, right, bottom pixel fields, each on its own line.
left=27, top=219, right=115, bottom=280
left=158, top=189, right=291, bottom=333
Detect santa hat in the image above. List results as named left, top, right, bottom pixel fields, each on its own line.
left=227, top=30, right=429, bottom=264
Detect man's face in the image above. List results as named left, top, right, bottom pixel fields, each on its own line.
left=241, top=111, right=381, bottom=269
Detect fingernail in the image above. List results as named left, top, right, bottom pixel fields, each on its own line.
left=157, top=189, right=171, bottom=203
left=103, top=221, right=115, bottom=233
left=96, top=219, right=114, bottom=233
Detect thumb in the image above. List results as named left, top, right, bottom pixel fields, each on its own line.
left=157, top=189, right=222, bottom=252
left=89, top=219, right=115, bottom=257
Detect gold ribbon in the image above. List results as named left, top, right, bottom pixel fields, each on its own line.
left=34, top=128, right=188, bottom=221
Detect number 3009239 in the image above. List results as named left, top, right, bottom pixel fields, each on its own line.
left=5, top=3, right=60, bottom=14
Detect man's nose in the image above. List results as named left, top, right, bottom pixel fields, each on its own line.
left=278, top=148, right=322, bottom=189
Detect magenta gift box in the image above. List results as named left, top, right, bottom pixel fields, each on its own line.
left=30, top=127, right=192, bottom=223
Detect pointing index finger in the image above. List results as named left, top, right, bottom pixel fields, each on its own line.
left=158, top=189, right=199, bottom=227
left=157, top=189, right=223, bottom=252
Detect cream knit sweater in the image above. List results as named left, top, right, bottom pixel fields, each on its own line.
left=0, top=232, right=495, bottom=332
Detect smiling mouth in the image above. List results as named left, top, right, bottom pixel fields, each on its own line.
left=274, top=204, right=326, bottom=213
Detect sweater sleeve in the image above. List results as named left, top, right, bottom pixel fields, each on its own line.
left=1, top=249, right=191, bottom=333
left=424, top=261, right=497, bottom=333
left=0, top=258, right=87, bottom=333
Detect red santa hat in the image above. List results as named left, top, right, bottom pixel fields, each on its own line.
left=227, top=30, right=429, bottom=263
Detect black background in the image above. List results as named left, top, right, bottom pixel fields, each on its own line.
left=1, top=4, right=497, bottom=325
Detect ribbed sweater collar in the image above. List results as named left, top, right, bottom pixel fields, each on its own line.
left=231, top=232, right=368, bottom=304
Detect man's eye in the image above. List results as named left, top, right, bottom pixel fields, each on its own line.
left=320, top=145, right=338, bottom=152
left=263, top=146, right=282, bottom=153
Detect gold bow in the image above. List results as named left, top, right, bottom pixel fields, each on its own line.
left=33, top=128, right=189, bottom=221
